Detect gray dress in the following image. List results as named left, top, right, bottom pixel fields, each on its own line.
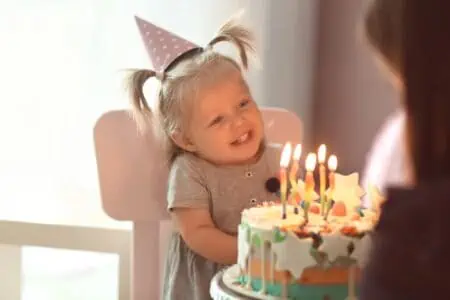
left=162, top=143, right=281, bottom=300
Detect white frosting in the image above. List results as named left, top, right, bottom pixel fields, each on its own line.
left=242, top=204, right=372, bottom=234
left=238, top=204, right=375, bottom=280
left=353, top=216, right=375, bottom=232
left=237, top=224, right=251, bottom=270
left=260, top=242, right=266, bottom=294
left=271, top=231, right=317, bottom=279
left=352, top=233, right=372, bottom=267
left=320, top=234, right=352, bottom=261
left=242, top=204, right=304, bottom=230
left=333, top=173, right=366, bottom=212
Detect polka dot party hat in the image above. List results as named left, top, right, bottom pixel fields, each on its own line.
left=134, top=16, right=200, bottom=73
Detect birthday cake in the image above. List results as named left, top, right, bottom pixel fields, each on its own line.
left=215, top=145, right=384, bottom=300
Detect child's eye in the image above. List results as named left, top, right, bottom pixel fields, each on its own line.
left=208, top=116, right=223, bottom=127
left=239, top=99, right=250, bottom=108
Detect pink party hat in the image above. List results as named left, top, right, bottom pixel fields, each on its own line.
left=134, top=16, right=200, bottom=73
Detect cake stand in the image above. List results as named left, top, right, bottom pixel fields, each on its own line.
left=210, top=265, right=283, bottom=300
left=210, top=265, right=359, bottom=300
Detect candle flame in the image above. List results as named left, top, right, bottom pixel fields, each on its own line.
left=328, top=155, right=338, bottom=171
left=318, top=144, right=327, bottom=163
left=305, top=153, right=317, bottom=172
left=293, top=144, right=302, bottom=161
left=280, top=143, right=292, bottom=168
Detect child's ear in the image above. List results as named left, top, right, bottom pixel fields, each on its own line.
left=170, top=130, right=197, bottom=152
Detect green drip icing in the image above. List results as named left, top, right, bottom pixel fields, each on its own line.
left=240, top=222, right=250, bottom=230
left=252, top=233, right=262, bottom=247
left=273, top=227, right=287, bottom=243
left=238, top=276, right=358, bottom=300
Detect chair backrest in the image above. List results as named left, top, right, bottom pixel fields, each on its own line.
left=93, top=107, right=302, bottom=300
left=94, top=107, right=302, bottom=223
left=94, top=110, right=169, bottom=222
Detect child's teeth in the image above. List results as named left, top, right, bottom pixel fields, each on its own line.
left=238, top=133, right=248, bottom=143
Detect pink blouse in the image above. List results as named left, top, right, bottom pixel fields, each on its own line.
left=361, top=110, right=409, bottom=206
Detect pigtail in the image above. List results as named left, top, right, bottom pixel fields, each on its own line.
left=126, top=69, right=157, bottom=131
left=207, top=13, right=256, bottom=69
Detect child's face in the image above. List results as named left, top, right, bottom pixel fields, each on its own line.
left=185, top=71, right=264, bottom=165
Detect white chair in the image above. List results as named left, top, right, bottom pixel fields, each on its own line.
left=93, top=107, right=302, bottom=300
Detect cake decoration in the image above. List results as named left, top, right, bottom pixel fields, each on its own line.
left=279, top=143, right=292, bottom=219
left=331, top=201, right=347, bottom=217
left=318, top=144, right=327, bottom=215
left=289, top=144, right=303, bottom=214
left=309, top=203, right=321, bottom=214
left=297, top=179, right=319, bottom=216
left=333, top=173, right=365, bottom=218
left=251, top=233, right=262, bottom=247
left=271, top=231, right=318, bottom=279
left=303, top=153, right=318, bottom=220
left=273, top=226, right=287, bottom=243
left=352, top=233, right=372, bottom=267
left=216, top=143, right=381, bottom=300
left=325, top=154, right=338, bottom=219
left=289, top=144, right=303, bottom=193
left=320, top=234, right=353, bottom=262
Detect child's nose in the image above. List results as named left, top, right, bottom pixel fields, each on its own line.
left=232, top=114, right=244, bottom=128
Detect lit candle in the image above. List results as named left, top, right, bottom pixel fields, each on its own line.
left=318, top=144, right=327, bottom=216
left=328, top=155, right=337, bottom=189
left=280, top=143, right=292, bottom=219
left=289, top=144, right=302, bottom=188
left=325, top=155, right=337, bottom=219
left=304, top=153, right=317, bottom=220
left=289, top=144, right=302, bottom=214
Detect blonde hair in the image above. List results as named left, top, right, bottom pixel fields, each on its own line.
left=126, top=15, right=256, bottom=164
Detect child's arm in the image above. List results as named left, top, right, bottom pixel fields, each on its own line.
left=171, top=207, right=237, bottom=265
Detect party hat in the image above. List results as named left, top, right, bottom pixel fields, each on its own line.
left=134, top=16, right=200, bottom=73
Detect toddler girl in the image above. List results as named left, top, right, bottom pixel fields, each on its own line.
left=128, top=14, right=281, bottom=300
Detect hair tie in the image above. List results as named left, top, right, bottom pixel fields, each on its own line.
left=155, top=71, right=165, bottom=81
left=203, top=43, right=214, bottom=52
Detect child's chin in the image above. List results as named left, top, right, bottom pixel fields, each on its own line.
left=237, top=143, right=263, bottom=162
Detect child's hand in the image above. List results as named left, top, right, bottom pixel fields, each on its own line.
left=171, top=208, right=237, bottom=265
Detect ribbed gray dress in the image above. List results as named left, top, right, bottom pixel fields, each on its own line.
left=162, top=144, right=281, bottom=300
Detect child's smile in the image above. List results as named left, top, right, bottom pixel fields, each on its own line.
left=184, top=70, right=264, bottom=165
left=231, top=130, right=251, bottom=145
